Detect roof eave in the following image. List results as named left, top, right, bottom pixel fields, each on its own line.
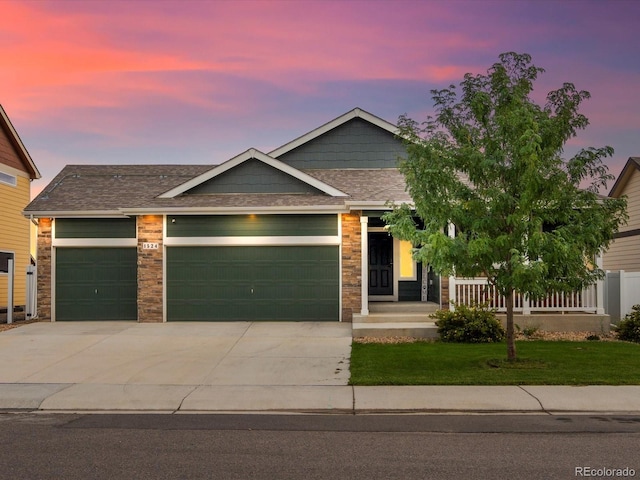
left=608, top=157, right=640, bottom=197
left=119, top=205, right=349, bottom=215
left=0, top=105, right=41, bottom=180
left=23, top=210, right=128, bottom=219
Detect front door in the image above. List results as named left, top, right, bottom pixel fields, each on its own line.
left=368, top=232, right=393, bottom=296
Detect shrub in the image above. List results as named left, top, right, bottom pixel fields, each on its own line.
left=615, top=304, right=640, bottom=343
left=432, top=303, right=505, bottom=343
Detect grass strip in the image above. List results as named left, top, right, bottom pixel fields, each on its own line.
left=349, top=341, right=640, bottom=386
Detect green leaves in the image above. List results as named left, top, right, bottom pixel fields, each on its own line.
left=388, top=52, right=627, bottom=359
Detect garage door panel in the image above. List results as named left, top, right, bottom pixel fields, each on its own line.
left=55, top=248, right=137, bottom=321
left=167, top=246, right=339, bottom=321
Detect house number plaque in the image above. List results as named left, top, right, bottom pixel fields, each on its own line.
left=142, top=242, right=159, bottom=250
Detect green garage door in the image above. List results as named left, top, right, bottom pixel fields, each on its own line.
left=56, top=248, right=137, bottom=321
left=167, top=246, right=339, bottom=321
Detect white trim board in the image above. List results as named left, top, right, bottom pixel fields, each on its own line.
left=164, top=236, right=340, bottom=247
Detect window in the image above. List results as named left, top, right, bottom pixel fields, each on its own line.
left=398, top=240, right=417, bottom=280
left=0, top=171, right=17, bottom=187
left=0, top=251, right=15, bottom=274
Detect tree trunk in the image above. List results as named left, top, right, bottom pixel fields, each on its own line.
left=506, top=290, right=517, bottom=361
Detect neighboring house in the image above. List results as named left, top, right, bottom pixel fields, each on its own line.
left=24, top=108, right=605, bottom=324
left=604, top=157, right=640, bottom=272
left=0, top=105, right=41, bottom=315
left=603, top=157, right=640, bottom=320
left=25, top=108, right=434, bottom=322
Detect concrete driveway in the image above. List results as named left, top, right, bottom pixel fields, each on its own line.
left=0, top=321, right=353, bottom=412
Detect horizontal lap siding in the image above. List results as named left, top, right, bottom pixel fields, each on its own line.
left=604, top=236, right=640, bottom=272
left=167, top=214, right=337, bottom=237
left=605, top=168, right=640, bottom=272
left=0, top=176, right=31, bottom=306
left=55, top=218, right=137, bottom=238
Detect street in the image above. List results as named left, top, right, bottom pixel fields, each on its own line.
left=0, top=414, right=638, bottom=479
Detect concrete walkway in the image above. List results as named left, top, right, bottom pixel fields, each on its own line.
left=1, top=322, right=640, bottom=414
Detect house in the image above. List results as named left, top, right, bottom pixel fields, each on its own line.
left=603, top=157, right=640, bottom=320
left=0, top=105, right=41, bottom=317
left=25, top=108, right=442, bottom=322
left=604, top=157, right=640, bottom=272
left=24, top=107, right=607, bottom=328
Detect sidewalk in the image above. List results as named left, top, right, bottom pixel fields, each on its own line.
left=3, top=383, right=640, bottom=414
left=1, top=321, right=640, bottom=414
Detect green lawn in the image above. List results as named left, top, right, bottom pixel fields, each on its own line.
left=349, top=341, right=640, bottom=386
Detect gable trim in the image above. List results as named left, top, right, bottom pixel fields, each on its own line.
left=0, top=105, right=41, bottom=180
left=609, top=157, right=640, bottom=198
left=268, top=107, right=399, bottom=159
left=158, top=148, right=348, bottom=198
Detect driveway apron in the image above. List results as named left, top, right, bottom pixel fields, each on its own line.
left=0, top=321, right=353, bottom=411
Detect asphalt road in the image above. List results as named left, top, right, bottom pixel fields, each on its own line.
left=0, top=414, right=638, bottom=480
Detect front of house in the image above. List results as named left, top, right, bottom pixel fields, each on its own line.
left=25, top=108, right=446, bottom=322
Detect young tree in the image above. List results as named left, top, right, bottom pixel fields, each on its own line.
left=384, top=52, right=627, bottom=360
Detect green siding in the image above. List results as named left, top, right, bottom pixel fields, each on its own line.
left=167, top=246, right=339, bottom=321
left=167, top=214, right=338, bottom=237
left=276, top=118, right=406, bottom=169
left=186, top=158, right=322, bottom=194
left=55, top=248, right=137, bottom=320
left=55, top=218, right=136, bottom=238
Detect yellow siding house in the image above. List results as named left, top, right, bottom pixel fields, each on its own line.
left=0, top=105, right=41, bottom=313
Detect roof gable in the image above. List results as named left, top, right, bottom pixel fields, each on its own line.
left=269, top=107, right=398, bottom=157
left=269, top=108, right=405, bottom=169
left=609, top=157, right=640, bottom=197
left=185, top=158, right=325, bottom=195
left=0, top=105, right=41, bottom=179
left=159, top=148, right=348, bottom=199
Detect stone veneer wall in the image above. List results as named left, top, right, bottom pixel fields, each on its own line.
left=137, top=215, right=164, bottom=322
left=36, top=218, right=52, bottom=321
left=441, top=276, right=450, bottom=307
left=341, top=211, right=362, bottom=322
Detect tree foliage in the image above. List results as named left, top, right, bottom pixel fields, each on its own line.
left=384, top=52, right=627, bottom=359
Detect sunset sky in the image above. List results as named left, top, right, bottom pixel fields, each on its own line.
left=2, top=0, right=639, bottom=197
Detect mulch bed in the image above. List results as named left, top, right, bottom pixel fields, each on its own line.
left=354, top=331, right=620, bottom=344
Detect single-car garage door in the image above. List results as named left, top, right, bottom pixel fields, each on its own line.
left=55, top=248, right=137, bottom=321
left=167, top=246, right=339, bottom=321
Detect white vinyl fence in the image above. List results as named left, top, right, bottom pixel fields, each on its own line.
left=605, top=270, right=640, bottom=322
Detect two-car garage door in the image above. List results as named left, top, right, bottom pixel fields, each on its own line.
left=166, top=246, right=339, bottom=321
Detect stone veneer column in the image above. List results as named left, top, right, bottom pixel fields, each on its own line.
left=440, top=276, right=450, bottom=308
left=36, top=218, right=52, bottom=321
left=341, top=211, right=362, bottom=322
left=137, top=215, right=164, bottom=322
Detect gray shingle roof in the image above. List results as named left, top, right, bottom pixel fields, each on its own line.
left=24, top=164, right=412, bottom=215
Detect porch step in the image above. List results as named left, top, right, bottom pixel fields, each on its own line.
left=352, top=322, right=439, bottom=339
left=368, top=302, right=440, bottom=314
left=352, top=313, right=435, bottom=323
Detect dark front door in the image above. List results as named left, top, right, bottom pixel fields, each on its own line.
left=368, top=232, right=393, bottom=296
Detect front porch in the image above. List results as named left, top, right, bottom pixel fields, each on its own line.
left=354, top=215, right=610, bottom=337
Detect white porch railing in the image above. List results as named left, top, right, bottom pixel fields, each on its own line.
left=451, top=277, right=599, bottom=314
